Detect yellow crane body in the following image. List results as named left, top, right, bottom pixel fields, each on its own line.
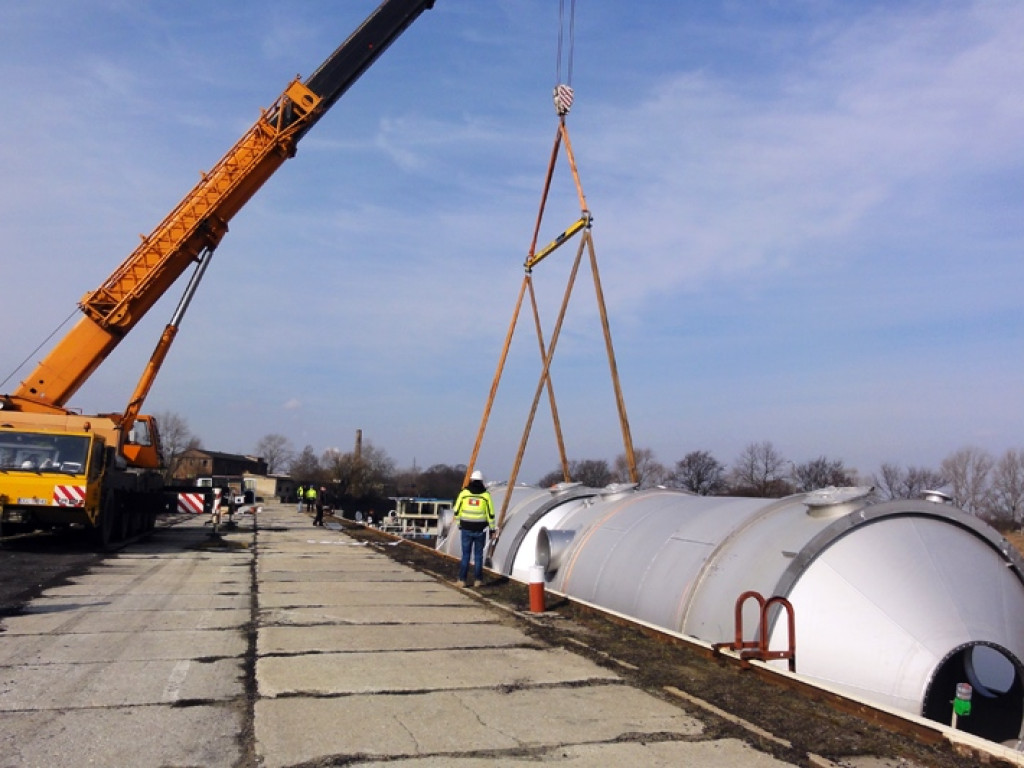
left=0, top=1, right=439, bottom=545
left=13, top=80, right=320, bottom=412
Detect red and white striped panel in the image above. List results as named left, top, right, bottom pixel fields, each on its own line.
left=553, top=83, right=574, bottom=115
left=177, top=492, right=205, bottom=514
left=53, top=485, right=86, bottom=507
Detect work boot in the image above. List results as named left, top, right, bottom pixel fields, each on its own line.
left=455, top=580, right=466, bottom=587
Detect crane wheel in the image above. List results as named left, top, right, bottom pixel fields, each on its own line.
left=92, top=491, right=117, bottom=550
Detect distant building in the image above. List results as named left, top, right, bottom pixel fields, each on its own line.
left=272, top=476, right=299, bottom=503
left=171, top=449, right=268, bottom=481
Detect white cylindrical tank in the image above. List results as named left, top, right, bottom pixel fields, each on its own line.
left=456, top=482, right=1024, bottom=744
left=436, top=482, right=601, bottom=580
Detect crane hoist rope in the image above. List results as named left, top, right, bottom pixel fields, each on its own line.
left=554, top=0, right=577, bottom=117
left=466, top=0, right=639, bottom=520
left=556, top=0, right=577, bottom=88
left=0, top=309, right=78, bottom=391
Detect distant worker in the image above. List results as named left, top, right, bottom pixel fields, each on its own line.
left=305, top=485, right=317, bottom=515
left=453, top=470, right=495, bottom=588
left=313, top=487, right=325, bottom=526
left=296, top=485, right=305, bottom=513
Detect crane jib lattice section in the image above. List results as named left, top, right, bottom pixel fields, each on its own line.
left=81, top=82, right=321, bottom=329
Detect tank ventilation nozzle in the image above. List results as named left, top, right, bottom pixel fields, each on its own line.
left=537, top=527, right=576, bottom=572
left=804, top=486, right=873, bottom=518
left=921, top=488, right=954, bottom=504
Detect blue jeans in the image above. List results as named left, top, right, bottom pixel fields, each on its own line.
left=459, top=528, right=487, bottom=582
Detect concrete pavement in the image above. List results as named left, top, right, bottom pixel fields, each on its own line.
left=0, top=503, right=891, bottom=767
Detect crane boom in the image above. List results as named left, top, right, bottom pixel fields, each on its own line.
left=7, top=0, right=436, bottom=414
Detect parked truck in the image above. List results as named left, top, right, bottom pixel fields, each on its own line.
left=0, top=0, right=437, bottom=546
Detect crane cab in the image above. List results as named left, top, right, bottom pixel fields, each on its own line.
left=0, top=426, right=106, bottom=530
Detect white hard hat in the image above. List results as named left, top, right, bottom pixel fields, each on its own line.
left=470, top=470, right=484, bottom=482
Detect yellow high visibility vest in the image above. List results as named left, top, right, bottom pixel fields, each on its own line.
left=454, top=490, right=494, bottom=526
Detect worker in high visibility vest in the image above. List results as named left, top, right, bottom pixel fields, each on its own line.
left=296, top=486, right=305, bottom=513
left=453, top=470, right=495, bottom=587
left=305, top=485, right=317, bottom=514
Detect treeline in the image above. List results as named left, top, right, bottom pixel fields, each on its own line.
left=531, top=442, right=1023, bottom=533
left=269, top=435, right=1024, bottom=530
left=157, top=415, right=1024, bottom=531
left=251, top=434, right=466, bottom=516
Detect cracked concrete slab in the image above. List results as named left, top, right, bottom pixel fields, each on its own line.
left=21, top=593, right=249, bottom=612
left=255, top=684, right=704, bottom=767
left=258, top=621, right=536, bottom=655
left=259, top=603, right=498, bottom=625
left=251, top=505, right=808, bottom=768
left=257, top=585, right=461, bottom=607
left=339, top=739, right=797, bottom=768
left=0, top=705, right=243, bottom=768
left=0, top=627, right=246, bottom=665
left=0, top=657, right=242, bottom=709
left=0, top=607, right=249, bottom=635
left=258, top=646, right=619, bottom=697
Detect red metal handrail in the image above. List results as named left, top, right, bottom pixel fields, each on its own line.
left=713, top=590, right=796, bottom=673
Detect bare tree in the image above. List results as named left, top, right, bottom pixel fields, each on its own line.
left=537, top=467, right=567, bottom=487
left=792, top=456, right=852, bottom=492
left=406, top=463, right=466, bottom=499
left=613, top=448, right=666, bottom=489
left=904, top=466, right=946, bottom=498
left=539, top=459, right=613, bottom=488
left=152, top=410, right=199, bottom=478
left=255, top=433, right=294, bottom=474
left=989, top=449, right=1024, bottom=529
left=729, top=441, right=789, bottom=497
left=333, top=441, right=396, bottom=498
left=289, top=444, right=322, bottom=484
left=572, top=459, right=613, bottom=487
left=873, top=462, right=946, bottom=501
left=874, top=462, right=904, bottom=501
left=941, top=446, right=994, bottom=516
left=393, top=463, right=465, bottom=499
left=321, top=447, right=345, bottom=481
left=668, top=450, right=727, bottom=495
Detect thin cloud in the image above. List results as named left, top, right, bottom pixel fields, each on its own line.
left=0, top=1, right=1020, bottom=481
left=574, top=0, right=1024, bottom=313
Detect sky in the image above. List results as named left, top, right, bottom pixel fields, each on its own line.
left=0, top=0, right=1022, bottom=485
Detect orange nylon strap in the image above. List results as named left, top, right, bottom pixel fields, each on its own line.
left=527, top=276, right=570, bottom=482
left=526, top=126, right=564, bottom=265
left=463, top=274, right=529, bottom=488
left=498, top=232, right=586, bottom=530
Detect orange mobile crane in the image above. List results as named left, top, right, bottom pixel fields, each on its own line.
left=0, top=0, right=437, bottom=546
